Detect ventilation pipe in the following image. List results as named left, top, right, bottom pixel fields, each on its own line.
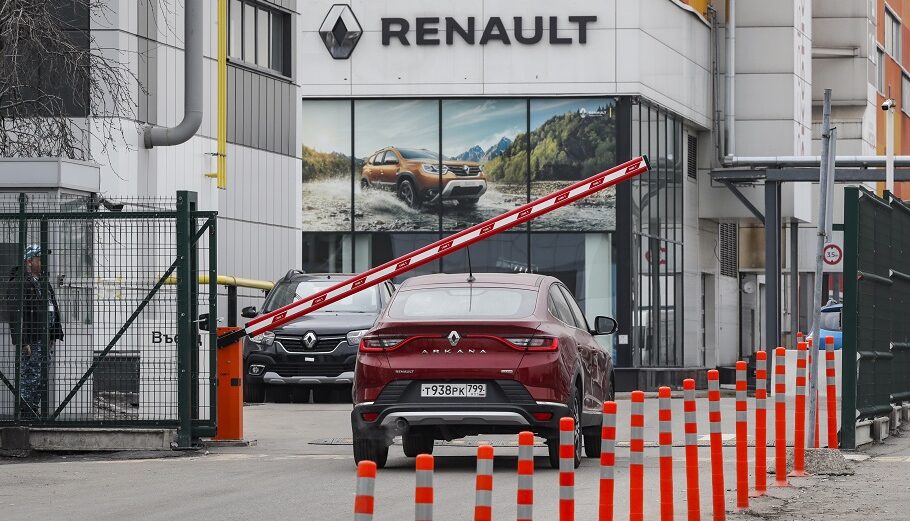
left=143, top=0, right=203, bottom=148
left=724, top=0, right=735, bottom=158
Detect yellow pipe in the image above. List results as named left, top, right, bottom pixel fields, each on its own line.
left=207, top=0, right=228, bottom=189
left=165, top=274, right=274, bottom=291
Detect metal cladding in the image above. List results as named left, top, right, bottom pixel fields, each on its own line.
left=559, top=417, right=575, bottom=521
left=825, top=336, right=839, bottom=448
left=474, top=445, right=494, bottom=521
left=774, top=347, right=789, bottom=487
left=415, top=454, right=434, bottom=521
left=792, top=342, right=808, bottom=476
left=682, top=379, right=701, bottom=521
left=355, top=460, right=377, bottom=521
left=735, top=361, right=749, bottom=511
left=707, top=369, right=726, bottom=521
left=754, top=351, right=768, bottom=495
left=630, top=390, right=645, bottom=521
left=600, top=401, right=617, bottom=521
left=516, top=431, right=534, bottom=521
left=658, top=387, right=674, bottom=521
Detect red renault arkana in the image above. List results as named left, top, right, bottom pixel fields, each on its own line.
left=351, top=272, right=617, bottom=468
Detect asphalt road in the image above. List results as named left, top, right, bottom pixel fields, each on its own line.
left=0, top=397, right=839, bottom=521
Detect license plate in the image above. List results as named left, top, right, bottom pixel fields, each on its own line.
left=420, top=383, right=486, bottom=398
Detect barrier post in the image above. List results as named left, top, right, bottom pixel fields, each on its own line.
left=707, top=369, right=726, bottom=521
left=791, top=341, right=808, bottom=477
left=354, top=460, right=377, bottom=521
left=773, top=347, right=789, bottom=487
left=658, top=386, right=674, bottom=521
left=825, top=336, right=839, bottom=449
left=599, top=402, right=617, bottom=521
left=630, top=390, right=645, bottom=521
left=753, top=351, right=768, bottom=496
left=559, top=417, right=575, bottom=521
left=474, top=445, right=494, bottom=521
left=735, top=361, right=749, bottom=511
left=810, top=339, right=820, bottom=449
left=214, top=326, right=244, bottom=441
left=517, top=431, right=534, bottom=521
left=683, top=379, right=701, bottom=521
left=415, top=454, right=434, bottom=521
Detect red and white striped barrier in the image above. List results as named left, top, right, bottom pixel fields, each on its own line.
left=791, top=341, right=808, bottom=477
left=630, top=390, right=645, bottom=521
left=707, top=369, right=726, bottom=521
left=774, top=347, right=789, bottom=487
left=658, top=386, right=674, bottom=521
left=354, top=460, right=377, bottom=521
left=600, top=401, right=617, bottom=521
left=825, top=336, right=839, bottom=448
left=220, top=157, right=649, bottom=345
left=517, top=431, right=534, bottom=521
left=683, top=379, right=701, bottom=521
left=559, top=417, right=575, bottom=521
left=754, top=351, right=768, bottom=496
left=735, top=361, right=748, bottom=511
left=810, top=339, right=820, bottom=449
left=474, top=445, right=494, bottom=521
left=415, top=454, right=434, bottom=521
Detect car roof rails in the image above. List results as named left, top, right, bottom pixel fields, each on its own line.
left=282, top=269, right=306, bottom=280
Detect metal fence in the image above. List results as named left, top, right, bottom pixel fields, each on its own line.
left=842, top=186, right=910, bottom=449
left=0, top=191, right=216, bottom=447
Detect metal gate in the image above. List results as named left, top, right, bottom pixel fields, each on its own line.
left=0, top=190, right=216, bottom=448
left=841, top=186, right=910, bottom=449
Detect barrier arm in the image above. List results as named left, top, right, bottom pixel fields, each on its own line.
left=218, top=156, right=650, bottom=347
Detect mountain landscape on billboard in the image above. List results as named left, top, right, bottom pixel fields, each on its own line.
left=454, top=145, right=484, bottom=162
left=301, top=146, right=364, bottom=180
left=454, top=136, right=514, bottom=164
left=485, top=107, right=615, bottom=183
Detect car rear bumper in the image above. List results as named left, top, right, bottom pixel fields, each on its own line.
left=245, top=351, right=356, bottom=387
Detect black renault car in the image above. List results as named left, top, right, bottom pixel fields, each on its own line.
left=242, top=271, right=396, bottom=403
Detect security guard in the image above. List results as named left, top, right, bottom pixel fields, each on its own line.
left=9, top=244, right=63, bottom=418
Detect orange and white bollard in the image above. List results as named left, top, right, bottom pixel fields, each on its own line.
left=683, top=379, right=701, bottom=521
left=735, top=361, right=749, bottom=511
left=559, top=417, right=575, bottom=521
left=517, top=431, right=534, bottom=521
left=474, top=445, right=494, bottom=521
left=658, top=386, right=674, bottom=521
left=825, top=336, right=839, bottom=449
left=809, top=338, right=820, bottom=449
left=630, top=390, right=645, bottom=521
left=773, top=347, right=789, bottom=487
left=354, top=460, right=377, bottom=521
left=599, top=401, right=617, bottom=521
left=415, top=454, right=434, bottom=521
left=753, top=351, right=768, bottom=496
left=707, top=369, right=726, bottom=521
left=791, top=341, right=808, bottom=477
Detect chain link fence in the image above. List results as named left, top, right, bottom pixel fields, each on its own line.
left=0, top=191, right=216, bottom=444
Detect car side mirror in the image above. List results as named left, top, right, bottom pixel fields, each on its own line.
left=593, top=316, right=618, bottom=335
left=241, top=306, right=258, bottom=318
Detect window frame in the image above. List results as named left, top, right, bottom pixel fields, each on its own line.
left=885, top=7, right=902, bottom=63
left=559, top=285, right=590, bottom=331
left=878, top=47, right=886, bottom=94
left=229, top=0, right=292, bottom=78
left=548, top=284, right=579, bottom=329
left=903, top=73, right=910, bottom=115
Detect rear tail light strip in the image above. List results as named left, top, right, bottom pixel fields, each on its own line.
left=358, top=334, right=558, bottom=353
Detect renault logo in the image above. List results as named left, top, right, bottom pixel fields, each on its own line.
left=303, top=331, right=318, bottom=349
left=319, top=4, right=362, bottom=60
left=447, top=331, right=461, bottom=347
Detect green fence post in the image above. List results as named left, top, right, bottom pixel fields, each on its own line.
left=208, top=218, right=218, bottom=427
left=15, top=194, right=26, bottom=424
left=841, top=186, right=859, bottom=450
left=175, top=191, right=197, bottom=448
left=39, top=218, right=49, bottom=420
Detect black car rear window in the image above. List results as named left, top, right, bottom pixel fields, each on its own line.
left=388, top=286, right=537, bottom=320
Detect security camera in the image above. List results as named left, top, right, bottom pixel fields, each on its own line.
left=882, top=98, right=896, bottom=111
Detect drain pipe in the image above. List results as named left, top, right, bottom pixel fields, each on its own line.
left=143, top=0, right=203, bottom=148
left=722, top=155, right=910, bottom=167
left=724, top=0, right=735, bottom=158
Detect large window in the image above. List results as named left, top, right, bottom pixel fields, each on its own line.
left=903, top=74, right=910, bottom=114
left=630, top=101, right=684, bottom=367
left=229, top=0, right=291, bottom=76
left=885, top=9, right=901, bottom=62
left=878, top=47, right=886, bottom=93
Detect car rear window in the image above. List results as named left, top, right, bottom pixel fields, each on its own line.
left=387, top=286, right=538, bottom=320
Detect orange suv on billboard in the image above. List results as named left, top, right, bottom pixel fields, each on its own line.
left=361, top=147, right=487, bottom=208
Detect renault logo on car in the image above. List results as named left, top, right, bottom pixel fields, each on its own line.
left=447, top=330, right=461, bottom=347
left=319, top=4, right=362, bottom=60
left=303, top=331, right=318, bottom=349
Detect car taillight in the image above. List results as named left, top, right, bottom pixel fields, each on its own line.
left=505, top=336, right=558, bottom=351
left=532, top=412, right=553, bottom=421
left=361, top=412, right=379, bottom=422
left=359, top=336, right=406, bottom=353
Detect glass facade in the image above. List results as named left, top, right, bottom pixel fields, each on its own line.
left=300, top=96, right=681, bottom=366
